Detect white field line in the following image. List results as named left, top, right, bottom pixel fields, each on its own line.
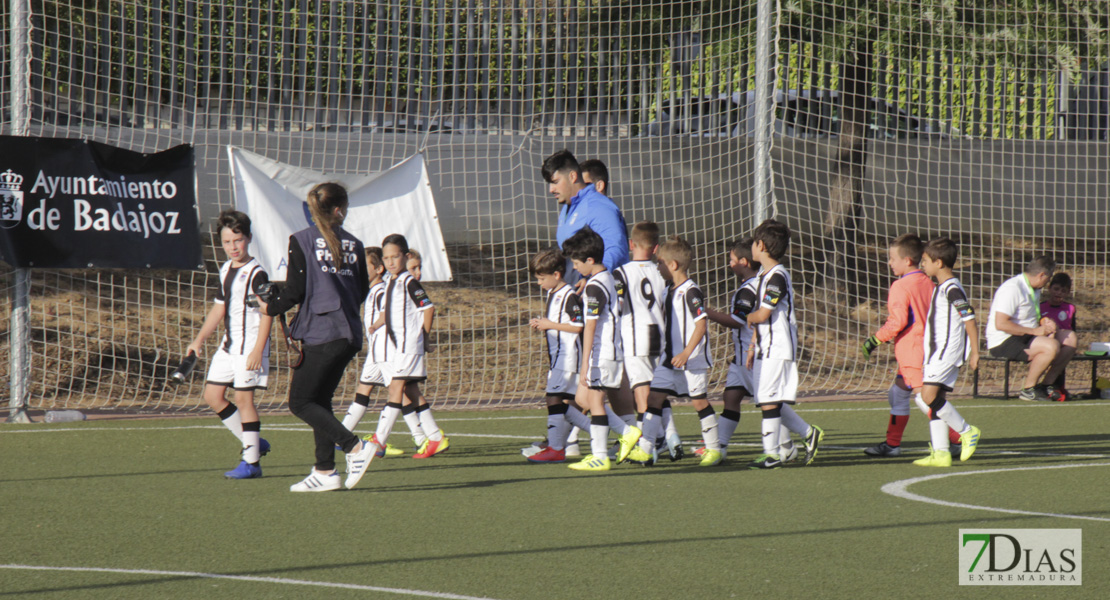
left=0, top=564, right=504, bottom=600
left=880, top=462, right=1110, bottom=523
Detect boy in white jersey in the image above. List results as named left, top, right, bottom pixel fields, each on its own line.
left=185, top=210, right=272, bottom=479
left=362, top=234, right=449, bottom=467
left=745, top=219, right=823, bottom=469
left=526, top=248, right=587, bottom=463
left=696, top=237, right=798, bottom=461
left=339, top=247, right=403, bottom=457
left=914, top=237, right=982, bottom=467
left=386, top=249, right=450, bottom=456
left=561, top=227, right=642, bottom=471
left=614, top=222, right=683, bottom=463
left=636, top=236, right=722, bottom=467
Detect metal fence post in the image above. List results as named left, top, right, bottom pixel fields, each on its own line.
left=751, top=0, right=775, bottom=226
left=7, top=0, right=33, bottom=424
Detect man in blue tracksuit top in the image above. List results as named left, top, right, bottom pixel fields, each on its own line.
left=544, top=149, right=629, bottom=274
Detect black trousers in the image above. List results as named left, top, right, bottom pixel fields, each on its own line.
left=287, top=338, right=360, bottom=471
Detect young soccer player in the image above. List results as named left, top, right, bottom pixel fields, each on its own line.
left=186, top=209, right=273, bottom=479
left=695, top=237, right=789, bottom=460
left=613, top=222, right=681, bottom=465
left=406, top=249, right=423, bottom=281
left=860, top=234, right=960, bottom=457
left=386, top=247, right=450, bottom=454
left=915, top=238, right=982, bottom=467
left=1039, top=272, right=1078, bottom=401
left=635, top=235, right=721, bottom=467
left=745, top=219, right=823, bottom=469
left=561, top=227, right=642, bottom=471
left=338, top=247, right=404, bottom=457
left=526, top=248, right=587, bottom=463
left=362, top=234, right=449, bottom=466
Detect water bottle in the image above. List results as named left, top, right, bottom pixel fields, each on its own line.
left=170, top=352, right=198, bottom=385
left=44, top=410, right=86, bottom=423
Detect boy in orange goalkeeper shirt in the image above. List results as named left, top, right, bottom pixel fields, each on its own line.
left=861, top=234, right=958, bottom=456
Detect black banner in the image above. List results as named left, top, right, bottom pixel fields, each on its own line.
left=0, top=136, right=202, bottom=269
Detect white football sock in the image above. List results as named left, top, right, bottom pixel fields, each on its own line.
left=418, top=406, right=443, bottom=441
left=935, top=401, right=968, bottom=436
left=242, top=428, right=261, bottom=463
left=547, top=412, right=569, bottom=451
left=761, top=416, right=782, bottom=456
left=219, top=407, right=244, bottom=442
left=341, top=403, right=368, bottom=432
left=604, top=405, right=629, bottom=435
left=639, top=412, right=660, bottom=453
left=778, top=423, right=795, bottom=457
left=779, top=404, right=809, bottom=435
left=913, top=393, right=931, bottom=416
left=662, top=405, right=679, bottom=439
left=929, top=419, right=951, bottom=452
left=590, top=424, right=609, bottom=457
left=375, top=404, right=402, bottom=445
left=565, top=406, right=591, bottom=430
left=699, top=411, right=720, bottom=452
left=718, top=414, right=740, bottom=452
left=403, top=410, right=427, bottom=447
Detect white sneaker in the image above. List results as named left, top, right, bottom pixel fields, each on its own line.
left=344, top=439, right=379, bottom=489
left=564, top=442, right=581, bottom=457
left=290, top=470, right=341, bottom=492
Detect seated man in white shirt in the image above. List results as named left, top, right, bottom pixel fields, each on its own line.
left=985, top=256, right=1074, bottom=401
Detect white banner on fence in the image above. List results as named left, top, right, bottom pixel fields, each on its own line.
left=228, top=147, right=452, bottom=282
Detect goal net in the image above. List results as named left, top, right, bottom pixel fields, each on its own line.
left=1, top=1, right=1107, bottom=414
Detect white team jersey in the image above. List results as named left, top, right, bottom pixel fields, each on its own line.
left=543, top=283, right=584, bottom=372
left=382, top=271, right=434, bottom=358
left=583, top=270, right=623, bottom=363
left=362, top=280, right=387, bottom=363
left=214, top=258, right=270, bottom=357
left=614, top=260, right=666, bottom=358
left=662, top=279, right=711, bottom=370
left=729, top=276, right=760, bottom=364
left=754, top=264, right=798, bottom=361
left=924, top=277, right=976, bottom=367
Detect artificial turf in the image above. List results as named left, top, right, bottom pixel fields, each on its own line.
left=2, top=398, right=1108, bottom=599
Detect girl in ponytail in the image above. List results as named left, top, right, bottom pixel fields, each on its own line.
left=306, top=182, right=348, bottom=264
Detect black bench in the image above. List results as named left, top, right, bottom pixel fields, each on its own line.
left=972, top=353, right=1107, bottom=399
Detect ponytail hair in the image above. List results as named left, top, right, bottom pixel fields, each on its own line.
left=306, top=182, right=348, bottom=263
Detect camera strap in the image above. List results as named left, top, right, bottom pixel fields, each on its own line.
left=277, top=313, right=304, bottom=368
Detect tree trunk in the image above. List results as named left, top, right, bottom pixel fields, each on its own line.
left=823, top=41, right=872, bottom=305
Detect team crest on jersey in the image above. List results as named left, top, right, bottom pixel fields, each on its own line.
left=585, top=295, right=601, bottom=316
left=954, top=298, right=974, bottom=318
left=0, top=169, right=25, bottom=229
left=763, top=285, right=783, bottom=305
left=689, top=295, right=704, bottom=316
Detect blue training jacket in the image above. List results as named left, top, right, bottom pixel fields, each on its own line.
left=555, top=184, right=629, bottom=271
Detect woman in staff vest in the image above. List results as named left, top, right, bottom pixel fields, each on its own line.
left=260, top=182, right=378, bottom=492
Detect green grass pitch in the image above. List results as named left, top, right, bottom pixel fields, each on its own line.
left=2, top=398, right=1108, bottom=599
